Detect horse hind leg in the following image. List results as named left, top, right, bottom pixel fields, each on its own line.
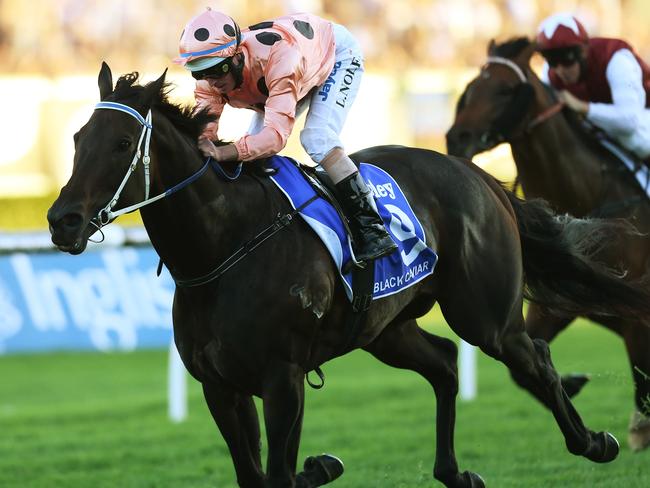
left=499, top=329, right=619, bottom=463
left=525, top=304, right=589, bottom=399
left=622, top=321, right=650, bottom=451
left=364, top=319, right=485, bottom=488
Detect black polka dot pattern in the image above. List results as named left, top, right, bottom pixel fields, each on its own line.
left=293, top=20, right=314, bottom=39
left=255, top=32, right=282, bottom=46
left=257, top=77, right=269, bottom=96
left=194, top=28, right=209, bottom=42
left=249, top=21, right=274, bottom=31
left=223, top=24, right=236, bottom=37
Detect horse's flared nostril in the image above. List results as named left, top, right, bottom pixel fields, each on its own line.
left=61, top=213, right=83, bottom=232
left=47, top=208, right=85, bottom=237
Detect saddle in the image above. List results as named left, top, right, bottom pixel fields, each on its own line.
left=256, top=157, right=356, bottom=241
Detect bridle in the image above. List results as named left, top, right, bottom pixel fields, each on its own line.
left=485, top=58, right=644, bottom=216
left=484, top=56, right=564, bottom=136
left=94, top=101, right=154, bottom=226
left=91, top=101, right=241, bottom=229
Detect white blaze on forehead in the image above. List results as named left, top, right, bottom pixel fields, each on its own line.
left=539, top=13, right=581, bottom=38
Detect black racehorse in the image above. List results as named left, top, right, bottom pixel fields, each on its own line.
left=446, top=37, right=650, bottom=451
left=48, top=63, right=650, bottom=487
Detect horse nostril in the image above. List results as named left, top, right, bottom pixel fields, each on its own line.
left=48, top=211, right=84, bottom=235
left=61, top=213, right=84, bottom=232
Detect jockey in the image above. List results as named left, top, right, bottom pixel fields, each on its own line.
left=536, top=12, right=650, bottom=163
left=174, top=8, right=397, bottom=264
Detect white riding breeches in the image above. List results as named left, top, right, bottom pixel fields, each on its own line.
left=247, top=23, right=364, bottom=163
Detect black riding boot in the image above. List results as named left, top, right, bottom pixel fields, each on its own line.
left=335, top=172, right=398, bottom=263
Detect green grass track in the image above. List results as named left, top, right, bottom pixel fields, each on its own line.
left=0, top=314, right=647, bottom=487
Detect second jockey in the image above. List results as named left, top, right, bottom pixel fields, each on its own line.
left=536, top=12, right=650, bottom=164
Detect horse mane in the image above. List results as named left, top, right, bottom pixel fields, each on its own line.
left=492, top=37, right=533, bottom=58
left=107, top=72, right=215, bottom=142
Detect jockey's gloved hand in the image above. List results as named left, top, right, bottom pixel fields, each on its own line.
left=198, top=136, right=218, bottom=158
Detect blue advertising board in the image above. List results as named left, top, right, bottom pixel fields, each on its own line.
left=0, top=247, right=174, bottom=354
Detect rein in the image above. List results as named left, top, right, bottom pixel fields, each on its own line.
left=526, top=102, right=565, bottom=132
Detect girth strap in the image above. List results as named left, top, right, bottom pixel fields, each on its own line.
left=307, top=258, right=376, bottom=391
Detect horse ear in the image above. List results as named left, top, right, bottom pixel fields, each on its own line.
left=516, top=39, right=537, bottom=64
left=98, top=61, right=113, bottom=100
left=487, top=39, right=496, bottom=55
left=143, top=68, right=168, bottom=107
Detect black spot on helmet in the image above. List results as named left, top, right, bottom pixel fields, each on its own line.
left=194, top=28, right=209, bottom=42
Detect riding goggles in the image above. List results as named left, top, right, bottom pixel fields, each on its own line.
left=541, top=47, right=581, bottom=68
left=191, top=59, right=231, bottom=80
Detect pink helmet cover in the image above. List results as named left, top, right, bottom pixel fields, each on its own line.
left=175, top=8, right=241, bottom=69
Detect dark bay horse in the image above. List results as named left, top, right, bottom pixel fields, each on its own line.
left=446, top=37, right=650, bottom=451
left=48, top=63, right=650, bottom=487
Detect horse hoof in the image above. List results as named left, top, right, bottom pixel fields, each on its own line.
left=628, top=410, right=650, bottom=452
left=584, top=431, right=619, bottom=463
left=561, top=373, right=590, bottom=398
left=297, top=454, right=344, bottom=487
left=460, top=471, right=486, bottom=488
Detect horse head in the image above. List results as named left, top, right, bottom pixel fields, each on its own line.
left=446, top=38, right=538, bottom=159
left=47, top=63, right=193, bottom=254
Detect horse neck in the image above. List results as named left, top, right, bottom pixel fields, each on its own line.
left=510, top=75, right=604, bottom=215
left=138, top=115, right=265, bottom=280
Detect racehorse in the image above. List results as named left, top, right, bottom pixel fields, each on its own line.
left=446, top=37, right=650, bottom=451
left=48, top=63, right=650, bottom=487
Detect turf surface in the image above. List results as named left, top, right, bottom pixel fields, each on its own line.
left=0, top=313, right=648, bottom=487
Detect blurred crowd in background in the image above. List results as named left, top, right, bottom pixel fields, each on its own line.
left=0, top=0, right=648, bottom=223
left=2, top=0, right=648, bottom=75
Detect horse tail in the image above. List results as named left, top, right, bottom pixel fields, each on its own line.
left=504, top=190, right=650, bottom=318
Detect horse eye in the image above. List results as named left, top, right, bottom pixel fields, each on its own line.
left=117, top=139, right=132, bottom=151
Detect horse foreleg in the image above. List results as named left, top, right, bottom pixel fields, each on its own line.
left=262, top=361, right=305, bottom=488
left=364, top=319, right=485, bottom=488
left=202, top=380, right=265, bottom=488
left=524, top=305, right=588, bottom=398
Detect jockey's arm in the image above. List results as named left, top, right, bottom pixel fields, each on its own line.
left=233, top=53, right=300, bottom=162
left=540, top=62, right=551, bottom=85
left=586, top=49, right=646, bottom=136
